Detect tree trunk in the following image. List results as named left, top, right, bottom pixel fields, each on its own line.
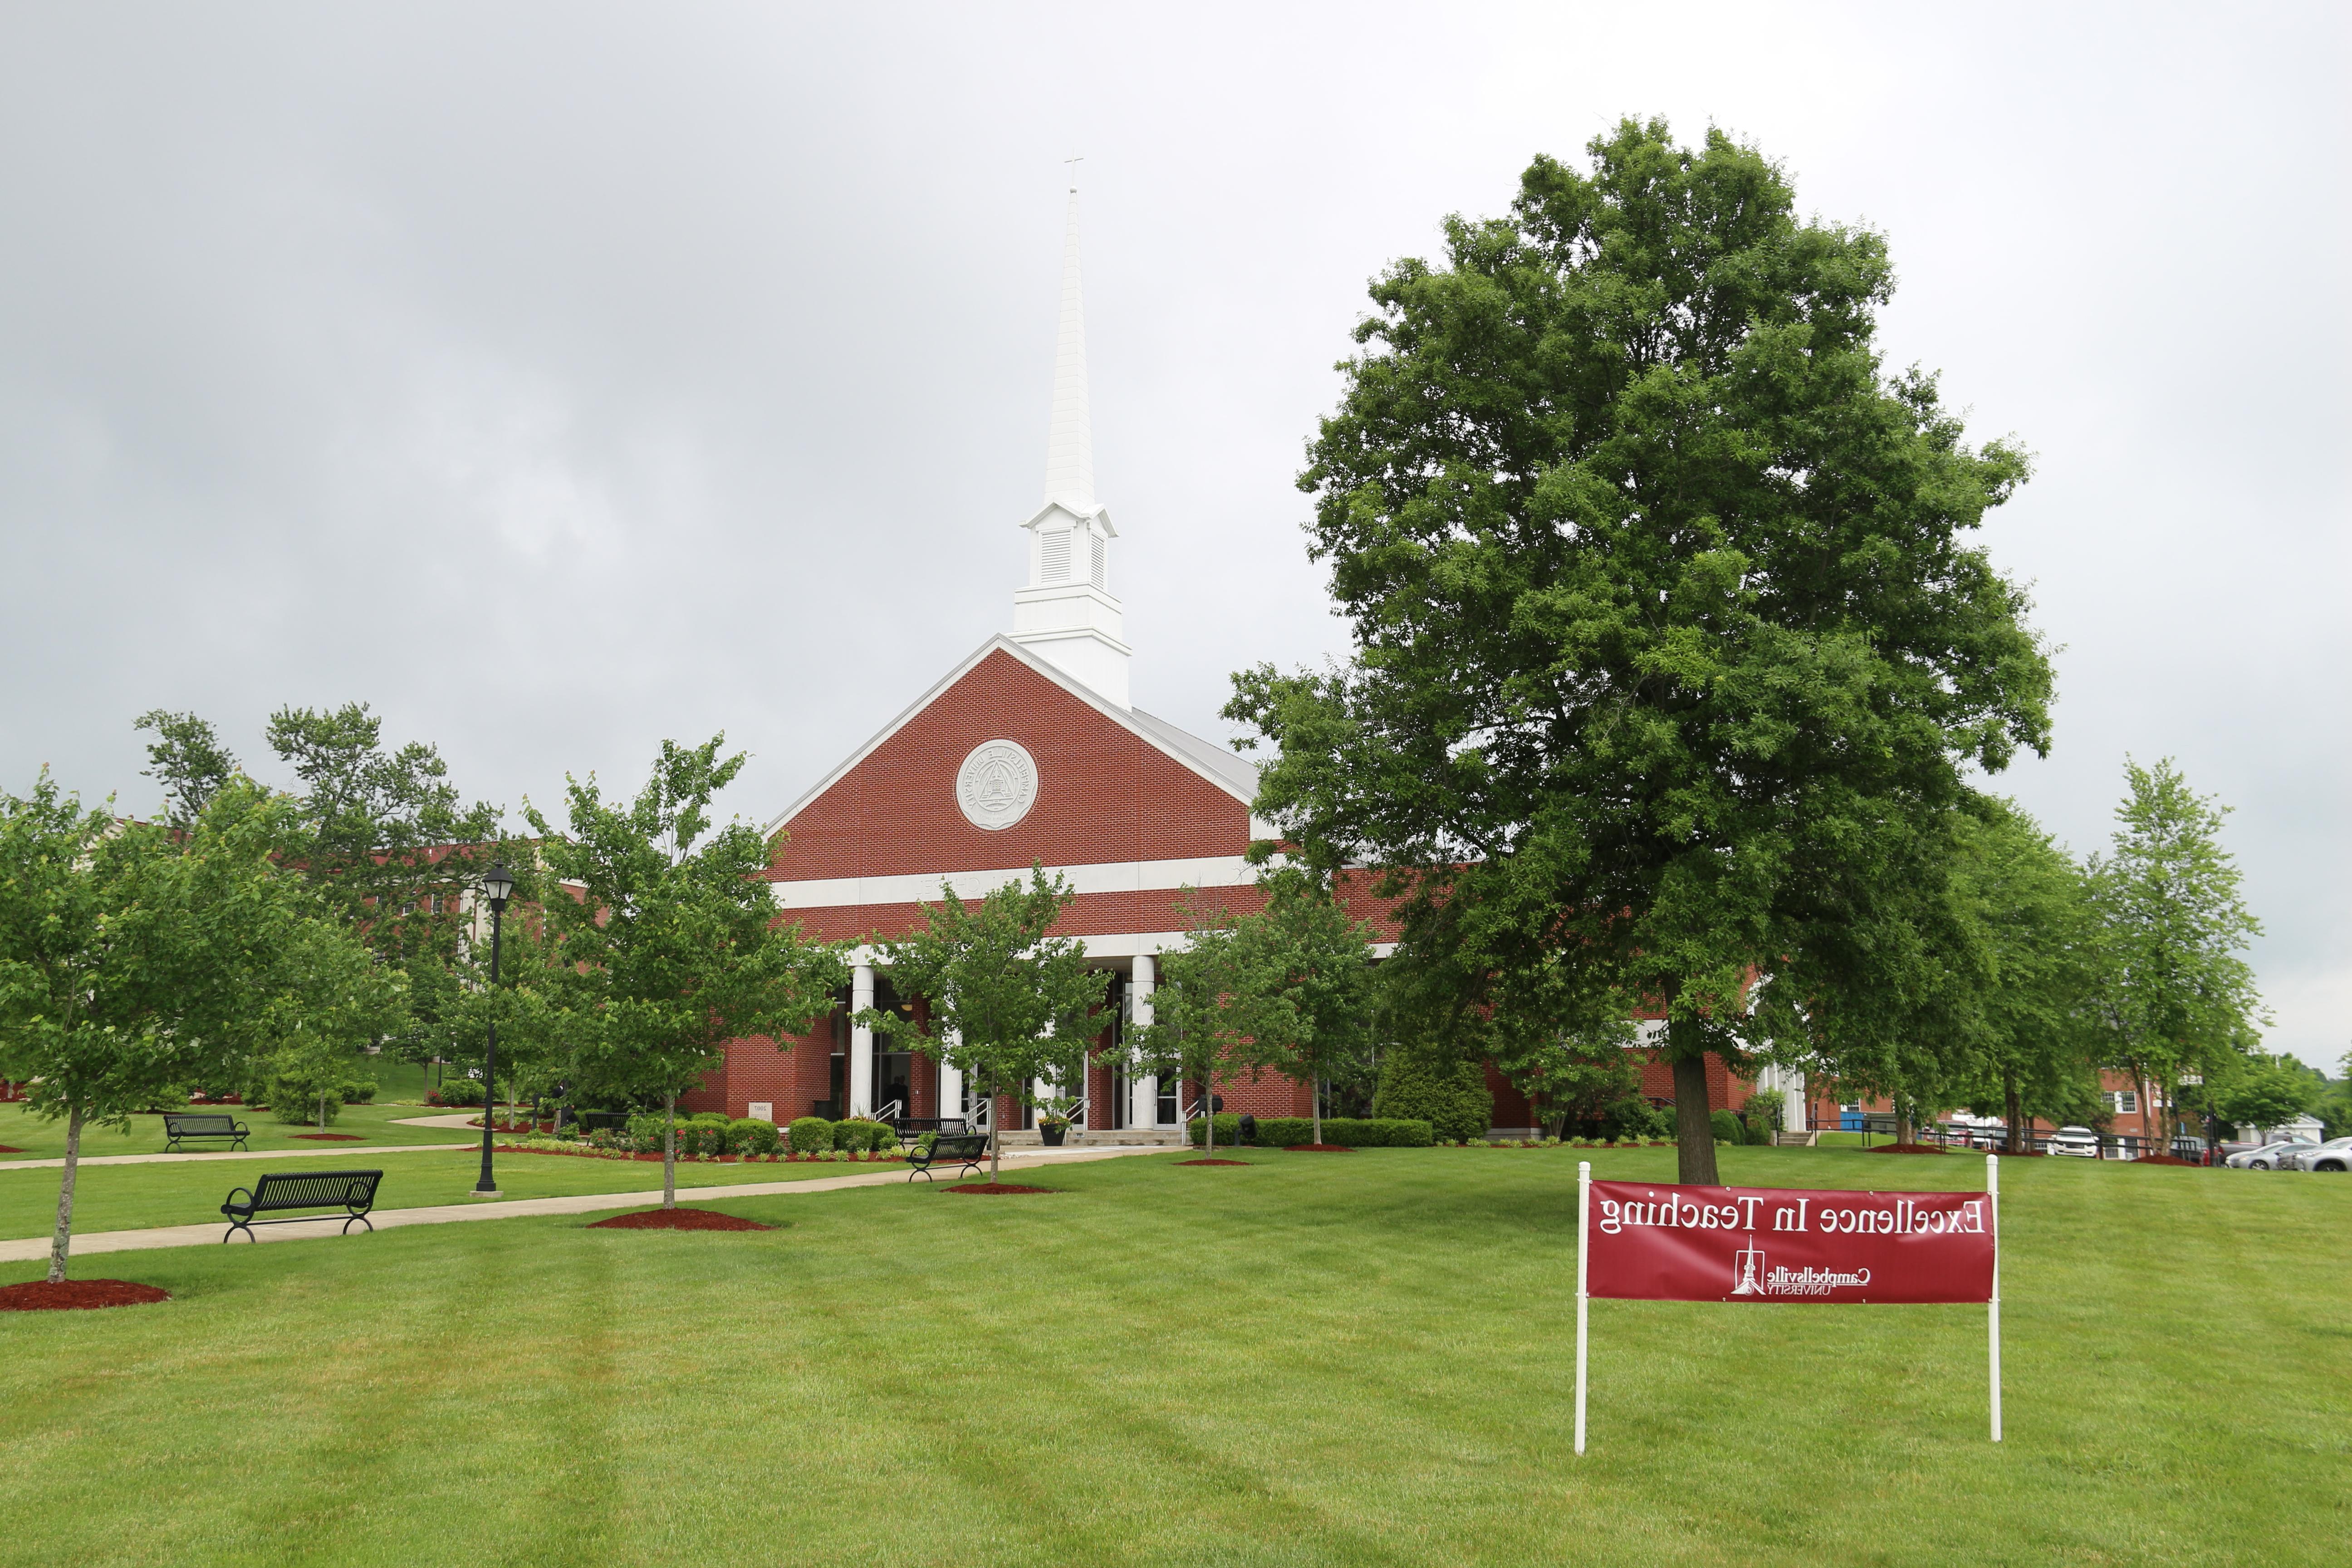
left=662, top=1093, right=677, bottom=1209
left=988, top=1079, right=1001, bottom=1183
left=1312, top=1076, right=1323, bottom=1147
left=1668, top=1029, right=1719, bottom=1186
left=1204, top=1076, right=1215, bottom=1154
left=317, top=1094, right=326, bottom=1131
left=48, top=1107, right=86, bottom=1284
left=2004, top=1069, right=2024, bottom=1155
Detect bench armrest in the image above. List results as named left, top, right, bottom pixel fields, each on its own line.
left=221, top=1186, right=255, bottom=1215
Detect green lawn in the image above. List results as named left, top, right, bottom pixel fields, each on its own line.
left=0, top=1099, right=472, bottom=1161
left=2, top=1147, right=2344, bottom=1568
left=0, top=1144, right=891, bottom=1241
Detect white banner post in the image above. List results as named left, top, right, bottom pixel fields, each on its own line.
left=1987, top=1152, right=2003, bottom=1443
left=1575, top=1159, right=1591, bottom=1456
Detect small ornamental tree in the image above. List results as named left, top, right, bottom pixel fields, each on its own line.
left=860, top=866, right=1104, bottom=1183
left=0, top=774, right=370, bottom=1281
left=1221, top=871, right=1379, bottom=1147
left=1127, top=894, right=1256, bottom=1155
left=1225, top=121, right=2053, bottom=1184
left=2086, top=759, right=2265, bottom=1153
left=526, top=737, right=842, bottom=1208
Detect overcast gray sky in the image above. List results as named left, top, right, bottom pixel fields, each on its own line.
left=2, top=2, right=2344, bottom=1069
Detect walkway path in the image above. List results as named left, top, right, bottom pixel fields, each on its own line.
left=0, top=1143, right=474, bottom=1173
left=0, top=1142, right=1171, bottom=1265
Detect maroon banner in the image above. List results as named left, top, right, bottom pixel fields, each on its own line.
left=1587, top=1181, right=1994, bottom=1304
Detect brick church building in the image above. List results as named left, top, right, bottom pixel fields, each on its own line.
left=684, top=176, right=1788, bottom=1139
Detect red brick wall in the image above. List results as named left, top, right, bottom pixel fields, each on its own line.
left=772, top=650, right=1253, bottom=884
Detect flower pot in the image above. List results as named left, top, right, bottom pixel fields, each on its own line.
left=1039, top=1123, right=1068, bottom=1147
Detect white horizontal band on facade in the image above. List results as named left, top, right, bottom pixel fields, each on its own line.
left=770, top=855, right=1267, bottom=914
left=835, top=934, right=1401, bottom=966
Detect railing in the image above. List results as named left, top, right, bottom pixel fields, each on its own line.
left=871, top=1099, right=904, bottom=1123
left=1908, top=1122, right=2214, bottom=1162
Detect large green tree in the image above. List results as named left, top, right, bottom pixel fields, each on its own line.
left=1127, top=896, right=1253, bottom=1156
left=526, top=737, right=842, bottom=1207
left=861, top=867, right=1106, bottom=1182
left=2086, top=758, right=2265, bottom=1153
left=1226, top=121, right=2053, bottom=1183
left=1948, top=799, right=2102, bottom=1151
left=0, top=774, right=380, bottom=1281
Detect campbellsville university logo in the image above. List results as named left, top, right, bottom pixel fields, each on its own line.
left=1587, top=1182, right=1994, bottom=1305
left=956, top=740, right=1039, bottom=831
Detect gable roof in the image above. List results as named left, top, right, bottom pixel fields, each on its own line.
left=764, top=635, right=1260, bottom=837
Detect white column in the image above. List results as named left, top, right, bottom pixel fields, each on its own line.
left=938, top=1027, right=965, bottom=1125
left=1129, top=954, right=1158, bottom=1127
left=849, top=963, right=875, bottom=1118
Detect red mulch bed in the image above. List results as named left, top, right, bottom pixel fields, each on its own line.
left=945, top=1182, right=1058, bottom=1195
left=0, top=1147, right=23, bottom=1156
left=588, top=1207, right=773, bottom=1231
left=1284, top=1144, right=1354, bottom=1152
left=1178, top=1158, right=1252, bottom=1166
left=294, top=1132, right=365, bottom=1141
left=1867, top=1142, right=1950, bottom=1155
left=0, top=1279, right=171, bottom=1311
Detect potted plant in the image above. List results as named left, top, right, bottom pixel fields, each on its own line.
left=1035, top=1093, right=1082, bottom=1147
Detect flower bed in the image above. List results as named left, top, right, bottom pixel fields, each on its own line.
left=1178, top=1158, right=1252, bottom=1166
left=946, top=1182, right=1056, bottom=1195
left=1, top=1279, right=170, bottom=1311
left=588, top=1207, right=772, bottom=1231
left=0, top=1147, right=22, bottom=1156
left=494, top=1137, right=903, bottom=1165
left=1866, top=1142, right=1949, bottom=1155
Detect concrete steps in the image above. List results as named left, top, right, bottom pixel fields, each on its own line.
left=992, top=1129, right=1186, bottom=1148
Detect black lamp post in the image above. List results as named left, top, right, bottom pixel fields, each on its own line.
left=473, top=860, right=516, bottom=1198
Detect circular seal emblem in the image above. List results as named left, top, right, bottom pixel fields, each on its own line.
left=955, top=739, right=1039, bottom=831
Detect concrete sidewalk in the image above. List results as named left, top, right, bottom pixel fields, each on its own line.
left=0, top=1142, right=1171, bottom=1265
left=0, top=1142, right=474, bottom=1172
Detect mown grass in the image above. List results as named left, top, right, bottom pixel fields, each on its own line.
left=0, top=1142, right=892, bottom=1241
left=1, top=1147, right=2345, bottom=1568
left=0, top=1099, right=472, bottom=1161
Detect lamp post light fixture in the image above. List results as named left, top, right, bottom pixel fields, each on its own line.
left=473, top=860, right=517, bottom=1198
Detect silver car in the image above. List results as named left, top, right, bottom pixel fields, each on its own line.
left=2285, top=1137, right=2352, bottom=1172
left=2227, top=1140, right=2316, bottom=1170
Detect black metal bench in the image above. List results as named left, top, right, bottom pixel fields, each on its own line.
left=165, top=1112, right=250, bottom=1152
left=907, top=1132, right=989, bottom=1183
left=220, top=1170, right=384, bottom=1241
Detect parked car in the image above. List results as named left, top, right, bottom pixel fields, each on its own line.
left=2284, top=1137, right=2352, bottom=1173
left=2227, top=1140, right=2315, bottom=1170
left=2048, top=1125, right=2101, bottom=1158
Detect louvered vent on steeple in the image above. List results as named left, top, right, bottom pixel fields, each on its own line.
left=1042, top=529, right=1071, bottom=583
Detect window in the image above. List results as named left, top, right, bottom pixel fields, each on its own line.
left=2107, top=1090, right=2139, bottom=1115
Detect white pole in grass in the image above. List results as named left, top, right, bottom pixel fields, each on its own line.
left=1575, top=1159, right=1591, bottom=1456
left=1988, top=1152, right=2003, bottom=1443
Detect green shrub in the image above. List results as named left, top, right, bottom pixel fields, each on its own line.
left=1710, top=1108, right=1742, bottom=1145
left=432, top=1079, right=487, bottom=1107
left=344, top=1081, right=377, bottom=1105
left=789, top=1117, right=834, bottom=1154
left=1320, top=1117, right=1436, bottom=1147
left=833, top=1118, right=892, bottom=1152
left=1254, top=1117, right=1316, bottom=1147
left=1187, top=1113, right=1242, bottom=1147
left=1604, top=1097, right=1670, bottom=1142
left=1373, top=1054, right=1491, bottom=1143
left=730, top=1118, right=780, bottom=1156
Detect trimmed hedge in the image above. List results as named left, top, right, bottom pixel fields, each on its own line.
left=789, top=1116, right=833, bottom=1154
left=1187, top=1114, right=1434, bottom=1148
left=729, top=1117, right=780, bottom=1156
left=833, top=1118, right=893, bottom=1152
left=1710, top=1108, right=1743, bottom=1146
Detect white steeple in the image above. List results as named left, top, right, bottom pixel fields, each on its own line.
left=1011, top=164, right=1131, bottom=708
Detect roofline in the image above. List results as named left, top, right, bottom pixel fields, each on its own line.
left=762, top=635, right=1259, bottom=839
